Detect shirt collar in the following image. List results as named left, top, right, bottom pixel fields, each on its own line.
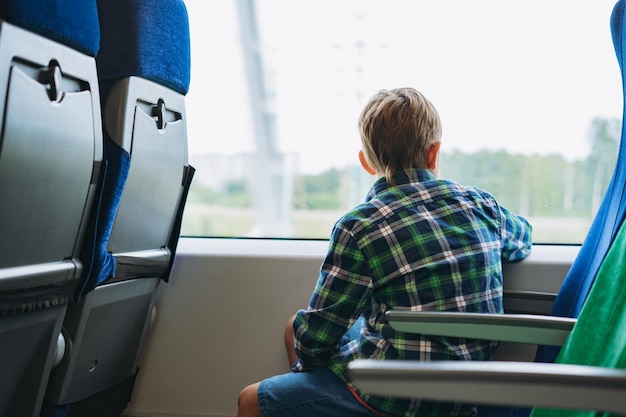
left=366, top=168, right=436, bottom=202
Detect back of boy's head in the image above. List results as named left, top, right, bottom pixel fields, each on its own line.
left=359, top=87, right=442, bottom=180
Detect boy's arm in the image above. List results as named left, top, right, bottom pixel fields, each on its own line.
left=293, top=223, right=373, bottom=370
left=499, top=205, right=533, bottom=262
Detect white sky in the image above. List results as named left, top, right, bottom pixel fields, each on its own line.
left=185, top=0, right=623, bottom=174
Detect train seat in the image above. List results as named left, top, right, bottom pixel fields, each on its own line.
left=41, top=0, right=194, bottom=416
left=535, top=0, right=626, bottom=364
left=0, top=1, right=102, bottom=416
left=348, top=0, right=626, bottom=414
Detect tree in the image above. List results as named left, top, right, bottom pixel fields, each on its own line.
left=588, top=117, right=620, bottom=214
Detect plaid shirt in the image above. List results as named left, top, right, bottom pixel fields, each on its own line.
left=293, top=168, right=532, bottom=417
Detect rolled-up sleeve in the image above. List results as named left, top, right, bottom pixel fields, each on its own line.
left=499, top=205, right=533, bottom=262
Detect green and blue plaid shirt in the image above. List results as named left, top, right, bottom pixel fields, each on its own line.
left=293, top=168, right=532, bottom=417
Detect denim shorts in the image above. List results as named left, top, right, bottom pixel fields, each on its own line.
left=257, top=367, right=380, bottom=417
left=258, top=318, right=379, bottom=417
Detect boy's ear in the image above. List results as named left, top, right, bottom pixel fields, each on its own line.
left=427, top=142, right=442, bottom=170
left=359, top=150, right=377, bottom=176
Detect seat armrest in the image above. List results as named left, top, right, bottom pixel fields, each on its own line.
left=386, top=311, right=576, bottom=346
left=348, top=359, right=626, bottom=415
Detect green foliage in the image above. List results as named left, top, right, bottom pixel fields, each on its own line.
left=293, top=167, right=344, bottom=210
left=440, top=148, right=612, bottom=219
left=188, top=179, right=252, bottom=207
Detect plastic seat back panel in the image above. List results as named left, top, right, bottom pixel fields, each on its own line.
left=45, top=278, right=159, bottom=403
left=0, top=305, right=66, bottom=417
left=0, top=66, right=95, bottom=268
left=106, top=77, right=187, bottom=254
left=0, top=23, right=99, bottom=270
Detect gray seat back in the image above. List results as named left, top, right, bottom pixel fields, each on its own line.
left=0, top=2, right=102, bottom=415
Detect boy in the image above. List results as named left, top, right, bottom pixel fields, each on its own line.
left=237, top=87, right=532, bottom=417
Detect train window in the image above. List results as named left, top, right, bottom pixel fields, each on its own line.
left=182, top=0, right=622, bottom=243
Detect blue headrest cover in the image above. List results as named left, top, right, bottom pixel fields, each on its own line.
left=97, top=0, right=191, bottom=95
left=0, top=0, right=100, bottom=56
left=536, top=0, right=626, bottom=364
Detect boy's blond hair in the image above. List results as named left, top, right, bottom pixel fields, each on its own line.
left=359, top=87, right=442, bottom=180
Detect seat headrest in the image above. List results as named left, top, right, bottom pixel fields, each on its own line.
left=0, top=0, right=100, bottom=57
left=96, top=0, right=191, bottom=95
